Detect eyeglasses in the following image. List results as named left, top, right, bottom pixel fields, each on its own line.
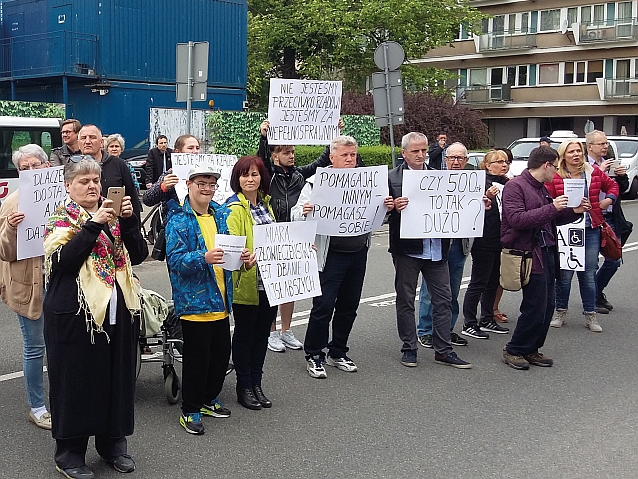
left=548, top=162, right=559, bottom=169
left=18, top=162, right=47, bottom=171
left=489, top=160, right=507, bottom=165
left=193, top=181, right=217, bottom=191
left=70, top=155, right=96, bottom=163
left=61, top=130, right=75, bottom=136
left=447, top=156, right=467, bottom=163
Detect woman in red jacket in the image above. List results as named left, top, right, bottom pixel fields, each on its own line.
left=545, top=139, right=619, bottom=332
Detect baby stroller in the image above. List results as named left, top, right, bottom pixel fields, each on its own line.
left=136, top=286, right=183, bottom=404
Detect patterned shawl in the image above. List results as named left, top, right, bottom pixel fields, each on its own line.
left=44, top=196, right=140, bottom=341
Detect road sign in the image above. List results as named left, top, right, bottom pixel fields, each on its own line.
left=176, top=42, right=209, bottom=84
left=373, top=41, right=405, bottom=71
left=372, top=71, right=404, bottom=125
left=176, top=82, right=207, bottom=102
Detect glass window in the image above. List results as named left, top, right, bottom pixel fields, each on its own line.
left=521, top=13, right=529, bottom=33
left=508, top=14, right=516, bottom=33
left=593, top=4, right=605, bottom=25
left=518, top=65, right=528, bottom=86
left=618, top=2, right=633, bottom=20
left=564, top=62, right=574, bottom=84
left=567, top=8, right=578, bottom=27
left=481, top=18, right=489, bottom=34
left=469, top=68, right=487, bottom=86
left=493, top=15, right=505, bottom=34
left=539, top=63, right=559, bottom=84
left=540, top=9, right=560, bottom=31
left=587, top=60, right=604, bottom=83
left=616, top=59, right=631, bottom=78
left=581, top=6, right=592, bottom=25
left=507, top=66, right=516, bottom=86
left=576, top=62, right=586, bottom=83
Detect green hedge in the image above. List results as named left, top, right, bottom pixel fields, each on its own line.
left=0, top=101, right=65, bottom=118
left=207, top=111, right=380, bottom=156
left=294, top=145, right=401, bottom=169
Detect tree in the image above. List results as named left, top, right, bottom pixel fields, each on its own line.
left=341, top=91, right=489, bottom=150
left=247, top=0, right=483, bottom=108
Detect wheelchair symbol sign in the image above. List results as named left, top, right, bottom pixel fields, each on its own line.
left=568, top=228, right=584, bottom=247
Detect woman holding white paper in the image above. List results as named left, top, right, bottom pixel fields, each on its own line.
left=0, top=144, right=51, bottom=430
left=546, top=139, right=619, bottom=332
left=226, top=155, right=278, bottom=410
left=165, top=163, right=252, bottom=435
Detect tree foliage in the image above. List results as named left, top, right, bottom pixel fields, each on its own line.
left=341, top=91, right=489, bottom=150
left=248, top=0, right=483, bottom=108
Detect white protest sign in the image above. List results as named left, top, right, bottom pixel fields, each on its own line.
left=171, top=153, right=238, bottom=203
left=563, top=178, right=586, bottom=207
left=214, top=234, right=246, bottom=271
left=253, top=221, right=321, bottom=307
left=267, top=79, right=342, bottom=145
left=556, top=218, right=585, bottom=271
left=400, top=169, right=486, bottom=238
left=17, top=166, right=66, bottom=260
left=307, top=166, right=388, bottom=236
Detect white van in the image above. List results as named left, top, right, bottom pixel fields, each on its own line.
left=508, top=131, right=638, bottom=199
left=0, top=117, right=62, bottom=201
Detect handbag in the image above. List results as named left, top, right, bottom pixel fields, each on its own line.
left=151, top=226, right=166, bottom=261
left=600, top=221, right=622, bottom=261
left=500, top=248, right=533, bottom=292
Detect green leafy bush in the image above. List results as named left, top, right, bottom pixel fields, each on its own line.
left=0, top=101, right=65, bottom=118
left=206, top=111, right=380, bottom=156
left=294, top=145, right=400, bottom=169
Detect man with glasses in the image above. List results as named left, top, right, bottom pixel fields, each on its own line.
left=585, top=130, right=630, bottom=314
left=49, top=119, right=81, bottom=166
left=389, top=133, right=472, bottom=368
left=417, top=142, right=474, bottom=349
left=501, top=146, right=590, bottom=370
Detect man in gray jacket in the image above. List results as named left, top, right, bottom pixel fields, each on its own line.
left=49, top=119, right=81, bottom=166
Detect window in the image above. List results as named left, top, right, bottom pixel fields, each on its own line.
left=540, top=9, right=560, bottom=31
left=587, top=60, right=603, bottom=83
left=581, top=6, right=592, bottom=24
left=567, top=8, right=578, bottom=27
left=507, top=66, right=516, bottom=86
left=539, top=63, right=560, bottom=84
left=617, top=59, right=631, bottom=78
left=617, top=1, right=633, bottom=20
left=521, top=12, right=529, bottom=33
left=505, top=65, right=529, bottom=87
left=469, top=68, right=487, bottom=86
left=564, top=62, right=574, bottom=84
left=518, top=65, right=528, bottom=86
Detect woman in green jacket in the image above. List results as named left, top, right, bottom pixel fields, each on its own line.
left=226, top=155, right=277, bottom=410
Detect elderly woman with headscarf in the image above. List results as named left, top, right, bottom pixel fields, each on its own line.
left=43, top=155, right=148, bottom=479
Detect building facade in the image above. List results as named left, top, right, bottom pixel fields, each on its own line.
left=417, top=0, right=638, bottom=147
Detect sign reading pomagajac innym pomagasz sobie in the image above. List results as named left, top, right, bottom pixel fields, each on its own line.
left=400, top=169, right=486, bottom=238
left=267, top=79, right=342, bottom=145
left=171, top=153, right=237, bottom=203
left=253, top=221, right=321, bottom=307
left=17, top=166, right=66, bottom=260
left=307, top=166, right=388, bottom=236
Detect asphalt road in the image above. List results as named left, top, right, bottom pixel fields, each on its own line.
left=1, top=201, right=638, bottom=479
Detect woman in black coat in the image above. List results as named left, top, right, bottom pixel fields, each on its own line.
left=43, top=156, right=148, bottom=479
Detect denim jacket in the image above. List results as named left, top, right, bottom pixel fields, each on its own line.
left=165, top=196, right=233, bottom=317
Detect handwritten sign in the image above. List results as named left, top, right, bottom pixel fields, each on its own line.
left=400, top=169, right=486, bottom=238
left=307, top=166, right=388, bottom=236
left=253, top=221, right=321, bottom=306
left=267, top=79, right=342, bottom=145
left=17, top=166, right=66, bottom=260
left=214, top=234, right=246, bottom=271
left=171, top=153, right=237, bottom=203
left=557, top=218, right=585, bottom=271
left=563, top=178, right=586, bottom=207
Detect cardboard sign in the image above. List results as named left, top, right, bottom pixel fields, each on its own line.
left=17, top=166, right=66, bottom=260
left=171, top=153, right=237, bottom=203
left=267, top=79, right=342, bottom=145
left=307, top=166, right=388, bottom=236
left=400, top=169, right=486, bottom=238
left=557, top=217, right=585, bottom=271
left=253, top=221, right=321, bottom=306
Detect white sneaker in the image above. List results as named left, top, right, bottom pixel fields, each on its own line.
left=267, top=331, right=286, bottom=352
left=550, top=309, right=567, bottom=328
left=585, top=312, right=602, bottom=332
left=306, top=356, right=327, bottom=379
left=280, top=330, right=303, bottom=349
left=325, top=355, right=358, bottom=372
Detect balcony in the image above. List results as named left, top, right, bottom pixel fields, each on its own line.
left=455, top=85, right=511, bottom=104
left=475, top=30, right=537, bottom=53
left=574, top=19, right=638, bottom=45
left=0, top=31, right=98, bottom=80
left=600, top=78, right=638, bottom=99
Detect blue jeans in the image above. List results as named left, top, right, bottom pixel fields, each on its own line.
left=595, top=215, right=622, bottom=298
left=417, top=239, right=467, bottom=336
left=17, top=310, right=46, bottom=409
left=555, top=226, right=600, bottom=313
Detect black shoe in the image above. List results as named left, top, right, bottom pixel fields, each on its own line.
left=597, top=293, right=613, bottom=311
left=252, top=385, right=272, bottom=408
left=417, top=334, right=433, bottom=348
left=434, top=351, right=472, bottom=369
left=450, top=332, right=468, bottom=346
left=105, top=455, right=135, bottom=473
left=237, top=385, right=262, bottom=410
left=56, top=465, right=94, bottom=479
left=480, top=320, right=510, bottom=334
left=401, top=349, right=417, bottom=367
left=595, top=305, right=610, bottom=314
left=461, top=325, right=489, bottom=339
left=226, top=362, right=235, bottom=376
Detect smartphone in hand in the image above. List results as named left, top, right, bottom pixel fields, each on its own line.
left=609, top=159, right=622, bottom=176
left=106, top=186, right=125, bottom=216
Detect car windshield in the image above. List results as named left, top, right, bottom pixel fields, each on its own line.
left=614, top=139, right=638, bottom=158
left=509, top=141, right=562, bottom=160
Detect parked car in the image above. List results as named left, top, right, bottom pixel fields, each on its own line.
left=507, top=131, right=638, bottom=199
left=121, top=149, right=148, bottom=188
left=467, top=152, right=485, bottom=169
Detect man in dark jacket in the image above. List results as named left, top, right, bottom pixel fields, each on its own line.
left=79, top=124, right=142, bottom=220
left=49, top=119, right=81, bottom=166
left=501, top=146, right=590, bottom=370
left=427, top=132, right=447, bottom=170
left=388, top=132, right=471, bottom=369
left=145, top=135, right=172, bottom=188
